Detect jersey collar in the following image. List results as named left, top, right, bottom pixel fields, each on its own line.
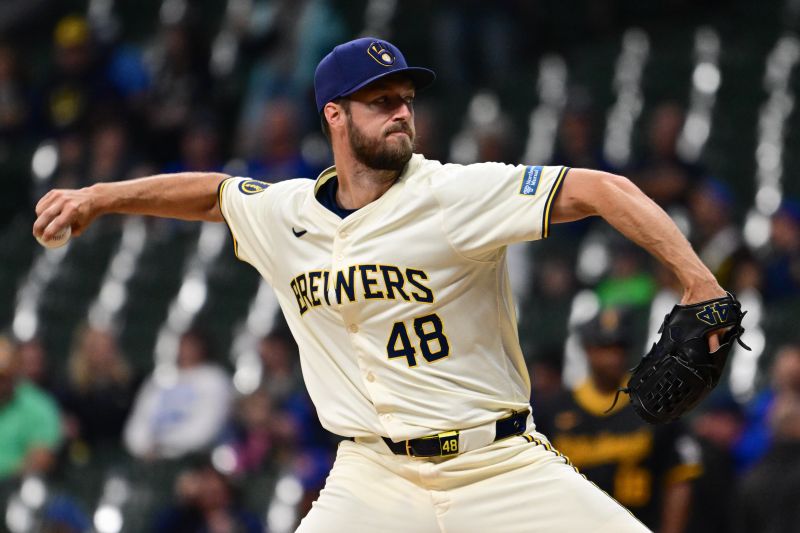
left=312, top=153, right=423, bottom=196
left=307, top=154, right=424, bottom=224
left=313, top=164, right=339, bottom=196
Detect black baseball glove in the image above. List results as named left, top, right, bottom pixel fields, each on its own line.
left=614, top=292, right=749, bottom=424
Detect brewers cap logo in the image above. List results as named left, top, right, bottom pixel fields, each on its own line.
left=238, top=179, right=269, bottom=195
left=367, top=41, right=395, bottom=67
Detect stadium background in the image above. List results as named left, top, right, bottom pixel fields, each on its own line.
left=0, top=0, right=799, bottom=531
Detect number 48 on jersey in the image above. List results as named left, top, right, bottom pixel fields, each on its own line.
left=386, top=313, right=450, bottom=367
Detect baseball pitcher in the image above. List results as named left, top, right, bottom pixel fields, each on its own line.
left=33, top=37, right=744, bottom=532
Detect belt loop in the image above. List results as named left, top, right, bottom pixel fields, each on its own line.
left=405, top=439, right=412, bottom=457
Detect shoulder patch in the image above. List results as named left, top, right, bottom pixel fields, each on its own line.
left=238, top=179, right=270, bottom=195
left=519, top=166, right=543, bottom=196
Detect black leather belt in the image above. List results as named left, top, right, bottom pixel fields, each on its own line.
left=382, top=410, right=529, bottom=458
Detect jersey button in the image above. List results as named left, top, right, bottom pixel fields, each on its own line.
left=348, top=324, right=359, bottom=333
left=366, top=372, right=375, bottom=382
left=339, top=230, right=349, bottom=239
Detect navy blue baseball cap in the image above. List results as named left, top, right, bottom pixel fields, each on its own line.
left=314, top=37, right=436, bottom=113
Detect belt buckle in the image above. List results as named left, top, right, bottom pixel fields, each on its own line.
left=420, top=430, right=459, bottom=457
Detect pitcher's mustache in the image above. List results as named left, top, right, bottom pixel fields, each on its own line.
left=385, top=123, right=412, bottom=136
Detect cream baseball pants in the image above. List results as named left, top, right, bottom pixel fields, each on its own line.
left=296, top=431, right=651, bottom=533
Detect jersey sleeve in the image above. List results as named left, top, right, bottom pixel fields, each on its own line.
left=431, top=163, right=570, bottom=260
left=217, top=177, right=275, bottom=277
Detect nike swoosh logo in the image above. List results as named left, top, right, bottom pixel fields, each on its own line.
left=292, top=227, right=307, bottom=238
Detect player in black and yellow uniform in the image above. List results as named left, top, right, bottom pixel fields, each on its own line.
left=536, top=308, right=702, bottom=533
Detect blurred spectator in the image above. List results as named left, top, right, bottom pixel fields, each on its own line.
left=411, top=102, right=445, bottom=161
left=0, top=0, right=56, bottom=37
left=763, top=200, right=800, bottom=302
left=449, top=97, right=517, bottom=164
left=144, top=21, right=212, bottom=163
left=527, top=346, right=564, bottom=409
left=40, top=495, right=92, bottom=533
left=431, top=0, right=518, bottom=90
left=50, top=130, right=88, bottom=190
left=15, top=337, right=53, bottom=393
left=595, top=243, right=657, bottom=309
left=258, top=332, right=301, bottom=405
left=36, top=15, right=117, bottom=135
left=727, top=249, right=764, bottom=295
left=736, top=344, right=800, bottom=470
left=154, top=461, right=263, bottom=533
left=687, top=179, right=741, bottom=281
left=734, top=392, right=800, bottom=533
left=553, top=95, right=610, bottom=171
left=224, top=386, right=301, bottom=475
left=60, top=325, right=138, bottom=451
left=86, top=119, right=149, bottom=183
left=0, top=42, right=31, bottom=224
left=632, top=102, right=704, bottom=208
left=124, top=329, right=233, bottom=460
left=236, top=0, right=345, bottom=135
left=0, top=43, right=29, bottom=138
left=0, top=336, right=62, bottom=480
left=520, top=252, right=576, bottom=352
left=475, top=114, right=516, bottom=163
left=535, top=308, right=701, bottom=532
left=249, top=332, right=335, bottom=515
left=687, top=393, right=744, bottom=533
left=104, top=37, right=151, bottom=113
left=278, top=389, right=337, bottom=521
left=163, top=114, right=224, bottom=174
left=226, top=387, right=276, bottom=475
left=241, top=99, right=319, bottom=181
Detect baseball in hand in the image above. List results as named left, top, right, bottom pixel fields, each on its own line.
left=36, top=225, right=71, bottom=249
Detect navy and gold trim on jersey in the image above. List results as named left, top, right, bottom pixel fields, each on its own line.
left=541, top=166, right=570, bottom=239
left=522, top=433, right=581, bottom=474
left=313, top=165, right=338, bottom=195
left=217, top=178, right=240, bottom=259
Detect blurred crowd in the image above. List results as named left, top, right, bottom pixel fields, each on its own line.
left=0, top=326, right=336, bottom=532
left=0, top=0, right=799, bottom=531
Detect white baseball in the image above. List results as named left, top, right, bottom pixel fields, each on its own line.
left=36, top=225, right=71, bottom=249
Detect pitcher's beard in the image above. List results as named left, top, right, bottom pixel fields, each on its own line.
left=347, top=117, right=414, bottom=171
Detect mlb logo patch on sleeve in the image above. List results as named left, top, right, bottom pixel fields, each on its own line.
left=520, top=166, right=543, bottom=196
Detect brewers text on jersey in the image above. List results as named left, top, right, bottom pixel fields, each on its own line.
left=289, top=264, right=434, bottom=314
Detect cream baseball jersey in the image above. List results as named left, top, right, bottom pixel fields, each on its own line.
left=218, top=154, right=569, bottom=441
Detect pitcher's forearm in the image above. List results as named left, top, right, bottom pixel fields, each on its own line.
left=90, top=172, right=229, bottom=221
left=592, top=175, right=717, bottom=291
left=553, top=169, right=722, bottom=302
left=34, top=172, right=229, bottom=240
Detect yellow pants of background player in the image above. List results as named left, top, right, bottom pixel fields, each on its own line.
left=296, top=431, right=651, bottom=533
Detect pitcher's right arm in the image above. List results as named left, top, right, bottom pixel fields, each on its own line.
left=33, top=172, right=229, bottom=241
